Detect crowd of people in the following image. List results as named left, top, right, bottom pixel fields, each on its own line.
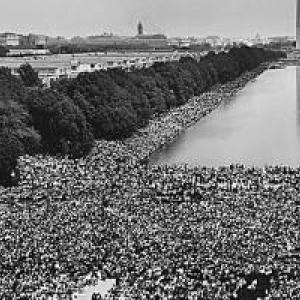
left=0, top=65, right=299, bottom=299
left=110, top=164, right=300, bottom=299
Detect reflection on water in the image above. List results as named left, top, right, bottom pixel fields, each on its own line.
left=150, top=66, right=300, bottom=167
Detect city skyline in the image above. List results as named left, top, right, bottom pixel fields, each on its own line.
left=0, top=0, right=296, bottom=38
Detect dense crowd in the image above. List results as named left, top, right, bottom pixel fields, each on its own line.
left=111, top=164, right=300, bottom=299
left=0, top=66, right=299, bottom=299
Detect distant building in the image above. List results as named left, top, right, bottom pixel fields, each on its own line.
left=168, top=38, right=181, bottom=47
left=253, top=33, right=262, bottom=44
left=205, top=36, right=222, bottom=47
left=177, top=39, right=192, bottom=48
left=132, top=21, right=167, bottom=46
left=168, top=37, right=204, bottom=48
left=268, top=36, right=294, bottom=44
left=28, top=34, right=48, bottom=48
left=136, top=33, right=167, bottom=40
left=133, top=22, right=167, bottom=48
left=0, top=33, right=19, bottom=47
left=5, top=33, right=19, bottom=46
left=132, top=33, right=168, bottom=48
left=85, top=34, right=129, bottom=46
left=86, top=33, right=136, bottom=47
left=19, top=34, right=48, bottom=48
left=7, top=48, right=50, bottom=56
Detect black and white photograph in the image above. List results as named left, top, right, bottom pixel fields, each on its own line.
left=0, top=0, right=299, bottom=299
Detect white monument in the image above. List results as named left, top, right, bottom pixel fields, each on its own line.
left=297, top=0, right=300, bottom=48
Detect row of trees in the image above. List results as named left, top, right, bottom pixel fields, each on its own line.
left=0, top=46, right=285, bottom=186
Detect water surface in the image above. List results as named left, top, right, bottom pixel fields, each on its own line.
left=150, top=66, right=300, bottom=167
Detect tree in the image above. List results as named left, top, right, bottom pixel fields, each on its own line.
left=49, top=98, right=94, bottom=157
left=0, top=99, right=41, bottom=154
left=22, top=89, right=94, bottom=157
left=18, top=63, right=41, bottom=87
left=0, top=131, right=24, bottom=186
left=0, top=46, right=8, bottom=57
left=0, top=98, right=41, bottom=186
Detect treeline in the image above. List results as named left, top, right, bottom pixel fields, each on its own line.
left=0, top=46, right=285, bottom=186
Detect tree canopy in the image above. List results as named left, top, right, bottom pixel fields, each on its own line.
left=17, top=63, right=41, bottom=87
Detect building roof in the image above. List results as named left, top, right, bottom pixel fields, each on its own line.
left=135, top=34, right=167, bottom=40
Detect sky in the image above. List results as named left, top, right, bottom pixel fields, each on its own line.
left=0, top=0, right=296, bottom=38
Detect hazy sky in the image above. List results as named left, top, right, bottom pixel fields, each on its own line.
left=0, top=0, right=296, bottom=38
